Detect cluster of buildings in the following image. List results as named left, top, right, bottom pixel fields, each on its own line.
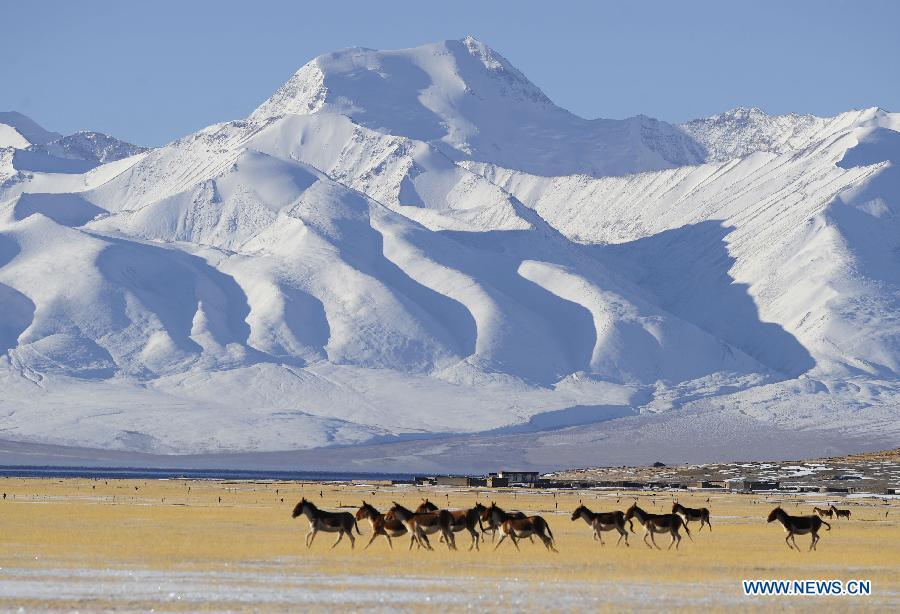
left=414, top=471, right=541, bottom=488
left=403, top=472, right=897, bottom=495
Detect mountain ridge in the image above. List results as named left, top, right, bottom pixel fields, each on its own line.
left=0, top=39, right=897, bottom=468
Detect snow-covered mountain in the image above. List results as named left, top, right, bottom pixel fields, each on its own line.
left=30, top=131, right=147, bottom=164
left=0, top=113, right=145, bottom=179
left=0, top=38, right=897, bottom=469
left=251, top=36, right=706, bottom=177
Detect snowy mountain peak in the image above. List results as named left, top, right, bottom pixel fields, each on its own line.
left=679, top=106, right=899, bottom=162
left=680, top=107, right=832, bottom=162
left=251, top=37, right=552, bottom=122
left=456, top=35, right=552, bottom=106
left=251, top=39, right=703, bottom=176
left=31, top=131, right=148, bottom=164
left=0, top=112, right=146, bottom=180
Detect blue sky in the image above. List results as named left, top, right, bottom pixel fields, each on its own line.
left=3, top=0, right=898, bottom=146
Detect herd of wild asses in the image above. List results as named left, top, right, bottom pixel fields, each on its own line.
left=292, top=497, right=854, bottom=553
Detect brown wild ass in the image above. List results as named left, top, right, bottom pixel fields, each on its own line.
left=389, top=501, right=451, bottom=551
left=355, top=501, right=409, bottom=550
left=416, top=499, right=485, bottom=551
left=672, top=501, right=712, bottom=531
left=571, top=503, right=632, bottom=546
left=830, top=505, right=851, bottom=519
left=477, top=501, right=529, bottom=543
left=292, top=498, right=359, bottom=549
left=768, top=507, right=830, bottom=550
left=813, top=506, right=834, bottom=519
left=625, top=503, right=692, bottom=550
left=488, top=502, right=557, bottom=552
left=415, top=499, right=439, bottom=513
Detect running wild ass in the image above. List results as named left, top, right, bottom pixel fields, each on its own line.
left=571, top=503, right=632, bottom=546
left=292, top=498, right=359, bottom=549
left=355, top=501, right=408, bottom=550
left=672, top=501, right=712, bottom=532
left=488, top=502, right=557, bottom=552
left=625, top=503, right=692, bottom=550
left=768, top=507, right=830, bottom=551
left=830, top=505, right=851, bottom=519
left=388, top=501, right=449, bottom=551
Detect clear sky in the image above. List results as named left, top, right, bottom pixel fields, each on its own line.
left=3, top=0, right=898, bottom=146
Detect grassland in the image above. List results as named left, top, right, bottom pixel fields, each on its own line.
left=0, top=478, right=897, bottom=611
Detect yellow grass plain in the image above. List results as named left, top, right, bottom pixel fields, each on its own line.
left=0, top=477, right=897, bottom=611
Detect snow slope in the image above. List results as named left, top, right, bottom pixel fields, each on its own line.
left=0, top=39, right=897, bottom=467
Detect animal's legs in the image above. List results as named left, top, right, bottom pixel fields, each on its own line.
left=467, top=528, right=479, bottom=551
left=364, top=533, right=378, bottom=549
left=331, top=531, right=344, bottom=548
left=444, top=530, right=455, bottom=551
left=419, top=530, right=433, bottom=551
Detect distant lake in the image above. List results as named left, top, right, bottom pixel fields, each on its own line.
left=0, top=465, right=416, bottom=482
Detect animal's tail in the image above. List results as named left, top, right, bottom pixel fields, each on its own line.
left=823, top=520, right=831, bottom=531
left=682, top=518, right=694, bottom=542
left=543, top=518, right=555, bottom=544
left=706, top=513, right=712, bottom=531
left=355, top=519, right=361, bottom=535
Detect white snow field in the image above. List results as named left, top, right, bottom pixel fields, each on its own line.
left=0, top=38, right=898, bottom=469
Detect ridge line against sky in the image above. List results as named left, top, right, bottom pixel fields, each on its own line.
left=3, top=0, right=899, bottom=147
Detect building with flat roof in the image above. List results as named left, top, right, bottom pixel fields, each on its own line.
left=493, top=471, right=540, bottom=485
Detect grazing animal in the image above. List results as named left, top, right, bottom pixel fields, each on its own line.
left=672, top=502, right=712, bottom=532
left=813, top=506, right=834, bottom=519
left=388, top=501, right=450, bottom=550
left=830, top=505, right=851, bottom=520
left=625, top=503, right=692, bottom=550
left=488, top=503, right=557, bottom=552
left=355, top=501, right=408, bottom=550
left=292, top=498, right=359, bottom=549
left=768, top=507, right=830, bottom=551
left=571, top=503, right=632, bottom=546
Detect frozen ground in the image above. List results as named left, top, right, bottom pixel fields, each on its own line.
left=0, top=566, right=750, bottom=611
left=0, top=38, right=898, bottom=466
left=0, top=555, right=890, bottom=612
left=2, top=478, right=897, bottom=612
